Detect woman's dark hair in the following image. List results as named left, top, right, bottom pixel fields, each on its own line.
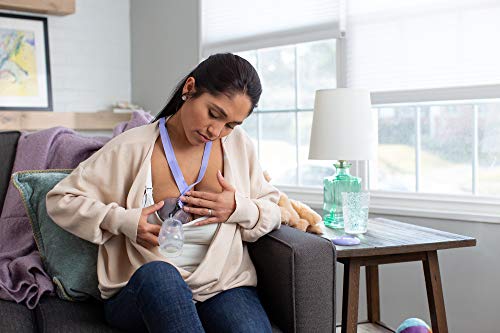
left=152, top=53, right=262, bottom=122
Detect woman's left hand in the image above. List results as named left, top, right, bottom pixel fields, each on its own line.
left=180, top=170, right=236, bottom=226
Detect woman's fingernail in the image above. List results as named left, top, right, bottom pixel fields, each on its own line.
left=180, top=196, right=185, bottom=201
left=184, top=206, right=189, bottom=211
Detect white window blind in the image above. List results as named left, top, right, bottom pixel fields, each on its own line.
left=345, top=0, right=500, bottom=103
left=201, top=0, right=344, bottom=58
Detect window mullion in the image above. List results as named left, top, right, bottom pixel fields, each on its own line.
left=473, top=105, right=479, bottom=194
left=415, top=107, right=421, bottom=192
left=336, top=36, right=346, bottom=87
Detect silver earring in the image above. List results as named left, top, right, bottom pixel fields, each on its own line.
left=181, top=94, right=187, bottom=101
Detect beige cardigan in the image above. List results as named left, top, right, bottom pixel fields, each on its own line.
left=46, top=121, right=281, bottom=300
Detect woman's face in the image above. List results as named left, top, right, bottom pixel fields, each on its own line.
left=179, top=80, right=252, bottom=146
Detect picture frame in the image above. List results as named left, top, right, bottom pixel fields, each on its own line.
left=0, top=13, right=52, bottom=111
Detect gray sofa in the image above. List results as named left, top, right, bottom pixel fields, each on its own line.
left=0, top=130, right=336, bottom=333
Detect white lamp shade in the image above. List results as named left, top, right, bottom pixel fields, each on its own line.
left=309, top=88, right=376, bottom=161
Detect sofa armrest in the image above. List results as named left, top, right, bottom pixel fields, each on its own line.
left=248, top=225, right=336, bottom=333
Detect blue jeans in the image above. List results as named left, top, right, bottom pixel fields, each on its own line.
left=103, top=261, right=272, bottom=333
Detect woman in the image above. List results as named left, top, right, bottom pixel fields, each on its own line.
left=46, top=53, right=281, bottom=333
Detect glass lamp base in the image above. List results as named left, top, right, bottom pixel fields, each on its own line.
left=324, top=217, right=345, bottom=229
left=322, top=161, right=361, bottom=229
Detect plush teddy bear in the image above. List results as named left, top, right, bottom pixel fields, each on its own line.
left=263, top=171, right=323, bottom=235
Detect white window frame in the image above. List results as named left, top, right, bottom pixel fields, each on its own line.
left=280, top=185, right=500, bottom=224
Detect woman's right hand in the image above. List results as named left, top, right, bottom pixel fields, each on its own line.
left=136, top=201, right=164, bottom=249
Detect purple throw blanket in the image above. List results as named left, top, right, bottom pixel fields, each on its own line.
left=0, top=111, right=153, bottom=309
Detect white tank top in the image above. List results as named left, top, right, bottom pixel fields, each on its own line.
left=143, top=162, right=218, bottom=273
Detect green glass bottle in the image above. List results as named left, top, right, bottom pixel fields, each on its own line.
left=323, top=160, right=361, bottom=229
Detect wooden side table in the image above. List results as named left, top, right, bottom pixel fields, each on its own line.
left=321, top=218, right=476, bottom=333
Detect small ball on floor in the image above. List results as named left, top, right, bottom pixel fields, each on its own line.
left=396, top=318, right=432, bottom=333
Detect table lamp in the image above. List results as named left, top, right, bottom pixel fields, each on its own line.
left=309, top=88, right=375, bottom=229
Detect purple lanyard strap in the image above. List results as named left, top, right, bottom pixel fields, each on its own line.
left=159, top=117, right=212, bottom=208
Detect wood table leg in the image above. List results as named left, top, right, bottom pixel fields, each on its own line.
left=341, top=259, right=361, bottom=333
left=422, top=251, right=448, bottom=333
left=366, top=265, right=381, bottom=324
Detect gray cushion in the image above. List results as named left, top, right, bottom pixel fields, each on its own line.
left=0, top=131, right=21, bottom=216
left=12, top=170, right=100, bottom=301
left=0, top=299, right=36, bottom=333
left=35, top=296, right=281, bottom=333
left=35, top=297, right=121, bottom=333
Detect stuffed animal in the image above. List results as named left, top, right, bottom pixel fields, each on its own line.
left=263, top=171, right=323, bottom=235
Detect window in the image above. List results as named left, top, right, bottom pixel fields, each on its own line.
left=236, top=39, right=337, bottom=187
left=345, top=0, right=500, bottom=201
left=370, top=101, right=500, bottom=197
left=201, top=0, right=500, bottom=222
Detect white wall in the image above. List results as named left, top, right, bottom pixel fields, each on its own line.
left=130, top=0, right=200, bottom=115
left=49, top=0, right=131, bottom=112
left=5, top=0, right=201, bottom=114
left=2, top=0, right=131, bottom=113
left=331, top=214, right=499, bottom=333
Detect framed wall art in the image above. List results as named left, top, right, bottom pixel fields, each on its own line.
left=0, top=13, right=52, bottom=110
